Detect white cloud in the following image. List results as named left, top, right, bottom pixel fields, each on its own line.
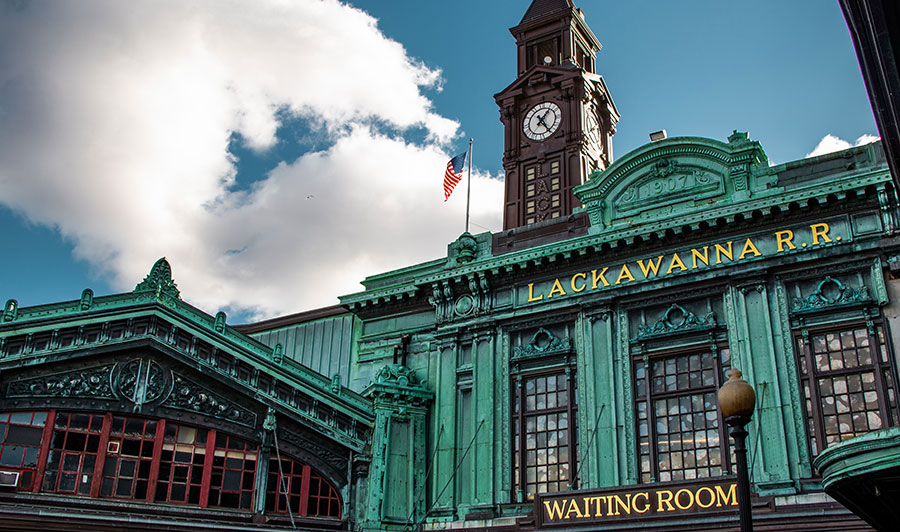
left=0, top=0, right=502, bottom=319
left=806, top=134, right=880, bottom=158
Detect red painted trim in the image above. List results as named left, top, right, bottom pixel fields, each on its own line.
left=146, top=419, right=166, bottom=502
left=199, top=429, right=216, bottom=508
left=32, top=410, right=56, bottom=492
left=90, top=413, right=113, bottom=498
left=299, top=464, right=311, bottom=517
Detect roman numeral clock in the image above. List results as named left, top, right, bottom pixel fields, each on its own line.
left=523, top=102, right=562, bottom=141
left=495, top=1, right=619, bottom=231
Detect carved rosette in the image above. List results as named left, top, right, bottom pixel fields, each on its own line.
left=111, top=358, right=173, bottom=406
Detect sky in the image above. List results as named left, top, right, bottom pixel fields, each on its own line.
left=0, top=0, right=879, bottom=324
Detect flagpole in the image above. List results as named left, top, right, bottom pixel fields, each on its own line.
left=465, top=138, right=473, bottom=233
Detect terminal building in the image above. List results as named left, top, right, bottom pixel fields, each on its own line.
left=1, top=1, right=897, bottom=530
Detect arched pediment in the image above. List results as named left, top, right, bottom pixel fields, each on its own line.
left=574, top=132, right=774, bottom=235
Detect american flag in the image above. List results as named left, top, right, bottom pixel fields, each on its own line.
left=443, top=152, right=467, bottom=201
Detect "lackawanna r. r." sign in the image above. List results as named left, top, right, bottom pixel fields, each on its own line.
left=536, top=479, right=742, bottom=526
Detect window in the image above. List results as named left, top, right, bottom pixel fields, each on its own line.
left=266, top=457, right=341, bottom=518
left=209, top=433, right=257, bottom=510
left=513, top=371, right=576, bottom=500
left=43, top=412, right=104, bottom=495
left=796, top=323, right=899, bottom=456
left=155, top=423, right=208, bottom=505
left=0, top=409, right=340, bottom=518
left=634, top=347, right=732, bottom=483
left=101, top=416, right=158, bottom=500
left=0, top=411, right=47, bottom=489
left=527, top=38, right=559, bottom=68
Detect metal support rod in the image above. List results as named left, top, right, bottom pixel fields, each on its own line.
left=727, top=416, right=753, bottom=532
left=465, top=138, right=473, bottom=233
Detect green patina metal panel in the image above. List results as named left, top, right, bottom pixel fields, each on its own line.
left=249, top=312, right=357, bottom=390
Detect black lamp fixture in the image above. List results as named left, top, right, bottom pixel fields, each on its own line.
left=718, top=368, right=757, bottom=532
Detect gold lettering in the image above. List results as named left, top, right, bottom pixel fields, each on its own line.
left=811, top=222, right=832, bottom=245
left=548, top=278, right=566, bottom=298
left=583, top=497, right=591, bottom=518
left=715, top=483, right=738, bottom=507
left=527, top=283, right=543, bottom=302
left=692, top=246, right=710, bottom=269
left=637, top=256, right=664, bottom=278
left=596, top=496, right=607, bottom=517
left=714, top=241, right=734, bottom=264
left=615, top=264, right=636, bottom=285
left=657, top=490, right=675, bottom=512
left=674, top=488, right=695, bottom=510
left=738, top=238, right=762, bottom=260
left=544, top=499, right=566, bottom=520
left=666, top=253, right=688, bottom=274
left=591, top=267, right=610, bottom=288
left=611, top=494, right=632, bottom=515
left=589, top=496, right=604, bottom=517
left=565, top=498, right=584, bottom=519
left=570, top=272, right=587, bottom=293
left=633, top=492, right=650, bottom=514
left=775, top=230, right=796, bottom=252
left=696, top=487, right=716, bottom=509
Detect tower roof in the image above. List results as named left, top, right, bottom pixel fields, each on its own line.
left=519, top=0, right=574, bottom=25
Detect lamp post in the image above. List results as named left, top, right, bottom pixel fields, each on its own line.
left=718, top=368, right=756, bottom=532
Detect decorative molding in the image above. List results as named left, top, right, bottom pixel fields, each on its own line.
left=635, top=304, right=716, bottom=341
left=2, top=299, right=17, bottom=322
left=511, top=328, right=573, bottom=361
left=790, top=277, right=871, bottom=314
left=134, top=257, right=181, bottom=299
left=363, top=364, right=433, bottom=408
left=113, top=358, right=172, bottom=405
left=8, top=364, right=116, bottom=399
left=164, top=374, right=256, bottom=427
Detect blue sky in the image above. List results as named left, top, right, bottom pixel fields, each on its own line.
left=0, top=0, right=877, bottom=322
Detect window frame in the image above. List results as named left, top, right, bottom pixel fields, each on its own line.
left=0, top=409, right=342, bottom=519
left=510, top=365, right=577, bottom=502
left=794, top=319, right=900, bottom=458
left=632, top=342, right=732, bottom=484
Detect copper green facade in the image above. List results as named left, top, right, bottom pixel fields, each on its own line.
left=1, top=1, right=898, bottom=530
left=335, top=133, right=896, bottom=531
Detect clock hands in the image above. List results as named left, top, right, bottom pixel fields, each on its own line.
left=535, top=110, right=554, bottom=131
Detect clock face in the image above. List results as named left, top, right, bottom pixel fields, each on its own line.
left=586, top=112, right=601, bottom=144
left=523, top=102, right=562, bottom=141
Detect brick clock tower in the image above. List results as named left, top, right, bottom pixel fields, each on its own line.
left=495, top=0, right=619, bottom=230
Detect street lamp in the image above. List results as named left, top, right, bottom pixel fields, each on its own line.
left=718, top=368, right=756, bottom=532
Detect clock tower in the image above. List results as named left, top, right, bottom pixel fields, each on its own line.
left=495, top=0, right=619, bottom=230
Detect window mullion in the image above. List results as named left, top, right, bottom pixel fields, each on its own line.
left=199, top=429, right=216, bottom=508
left=89, top=413, right=113, bottom=498
left=32, top=410, right=56, bottom=493
left=299, top=464, right=311, bottom=517
left=516, top=375, right=525, bottom=503
left=642, top=356, right=657, bottom=483
left=566, top=366, right=576, bottom=489
left=146, top=419, right=166, bottom=502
